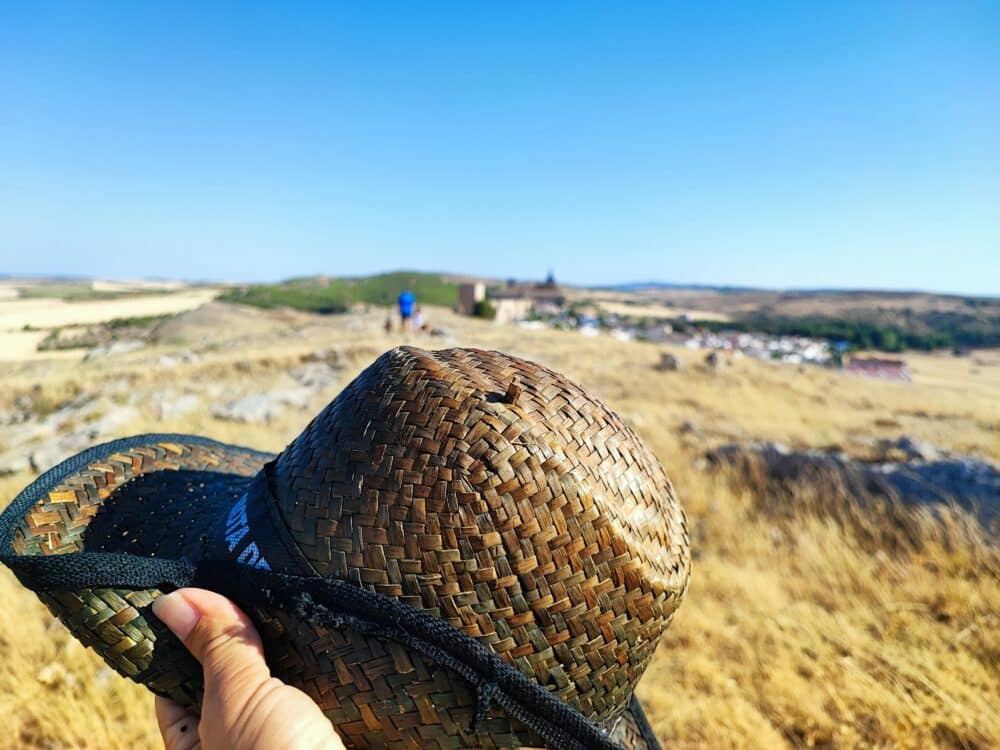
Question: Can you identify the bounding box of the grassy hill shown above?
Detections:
[219,271,458,313]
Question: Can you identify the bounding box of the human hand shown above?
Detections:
[152,588,346,750]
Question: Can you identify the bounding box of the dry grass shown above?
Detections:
[1,305,997,749]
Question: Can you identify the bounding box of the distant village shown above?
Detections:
[455,274,912,381]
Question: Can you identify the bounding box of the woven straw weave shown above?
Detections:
[11,347,690,749]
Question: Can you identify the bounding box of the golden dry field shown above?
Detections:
[1,299,997,749]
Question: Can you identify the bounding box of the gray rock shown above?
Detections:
[0,393,145,475]
[299,348,343,367]
[1,419,57,453]
[83,340,146,361]
[30,433,95,473]
[40,396,137,435]
[156,351,200,368]
[273,388,311,409]
[668,354,684,370]
[704,351,723,370]
[289,362,339,390]
[89,404,139,435]
[891,436,941,462]
[95,378,139,401]
[154,393,202,421]
[657,352,682,371]
[869,458,999,511]
[29,403,140,471]
[707,441,999,526]
[0,409,30,427]
[212,388,312,424]
[40,394,95,427]
[0,452,30,476]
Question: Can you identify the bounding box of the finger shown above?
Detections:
[155,695,201,750]
[151,588,271,705]
[152,589,345,749]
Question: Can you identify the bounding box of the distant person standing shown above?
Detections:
[398,289,416,331]
[412,305,424,333]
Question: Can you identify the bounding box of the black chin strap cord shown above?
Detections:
[0,550,659,750]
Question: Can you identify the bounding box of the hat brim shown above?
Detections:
[3,433,273,704]
[3,434,664,748]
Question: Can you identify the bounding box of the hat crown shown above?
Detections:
[269,347,690,723]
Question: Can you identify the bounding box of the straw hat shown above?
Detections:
[1,347,690,749]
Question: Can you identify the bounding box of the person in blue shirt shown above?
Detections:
[398,289,416,330]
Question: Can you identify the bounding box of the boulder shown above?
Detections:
[707,440,999,526]
[0,452,30,476]
[29,403,140,471]
[890,435,941,462]
[289,362,339,390]
[657,352,682,371]
[83,340,145,361]
[704,351,723,370]
[156,351,201,368]
[212,388,312,424]
[154,393,202,421]
[299,348,344,368]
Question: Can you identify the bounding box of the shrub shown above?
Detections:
[472,299,496,320]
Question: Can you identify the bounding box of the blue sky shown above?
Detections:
[1,3,997,294]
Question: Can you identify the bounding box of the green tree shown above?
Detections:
[473,299,496,320]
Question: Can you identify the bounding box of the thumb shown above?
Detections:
[152,588,344,750]
[152,587,271,707]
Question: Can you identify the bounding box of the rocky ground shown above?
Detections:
[708,437,1000,528]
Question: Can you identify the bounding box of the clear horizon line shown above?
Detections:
[0,269,996,301]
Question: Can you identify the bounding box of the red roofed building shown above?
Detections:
[845,357,911,382]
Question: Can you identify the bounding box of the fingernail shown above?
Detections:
[152,591,200,641]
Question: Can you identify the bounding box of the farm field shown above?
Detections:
[0,288,219,361]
